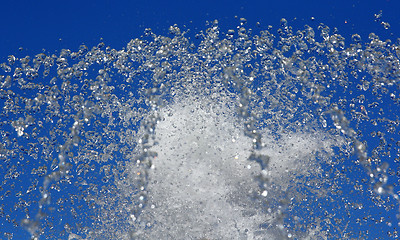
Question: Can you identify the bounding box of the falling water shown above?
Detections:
[0,18,399,239]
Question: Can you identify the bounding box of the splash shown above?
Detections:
[0,18,399,239]
[131,92,344,239]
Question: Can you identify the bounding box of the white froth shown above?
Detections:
[134,94,342,239]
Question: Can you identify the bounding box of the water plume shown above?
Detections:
[0,18,399,239]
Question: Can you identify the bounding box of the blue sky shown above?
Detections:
[1,0,400,239]
[0,0,399,58]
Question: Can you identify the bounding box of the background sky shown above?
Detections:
[1,0,400,239]
[0,0,399,59]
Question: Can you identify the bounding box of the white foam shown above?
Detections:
[133,93,343,239]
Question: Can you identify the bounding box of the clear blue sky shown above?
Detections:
[0,0,399,58]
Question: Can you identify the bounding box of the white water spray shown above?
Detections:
[131,93,344,239]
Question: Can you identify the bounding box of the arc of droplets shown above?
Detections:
[318,25,400,215]
[20,86,89,239]
[221,18,291,238]
[294,19,400,226]
[223,65,291,239]
[126,66,168,238]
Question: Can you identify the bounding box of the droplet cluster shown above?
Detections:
[0,18,399,239]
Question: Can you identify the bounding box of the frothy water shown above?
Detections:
[133,93,343,239]
[0,19,399,239]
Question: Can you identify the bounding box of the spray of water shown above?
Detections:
[0,18,399,239]
[131,92,344,239]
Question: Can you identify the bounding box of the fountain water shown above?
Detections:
[0,19,399,239]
